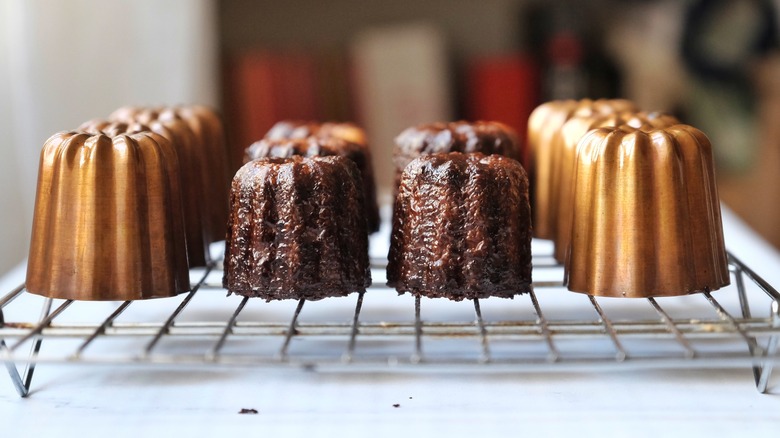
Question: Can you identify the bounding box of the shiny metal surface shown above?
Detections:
[566,125,729,297]
[25,131,190,301]
[109,106,231,266]
[176,106,232,242]
[527,99,637,239]
[552,112,680,263]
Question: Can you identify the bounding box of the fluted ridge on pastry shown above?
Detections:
[393,121,521,196]
[223,156,371,300]
[257,121,380,232]
[565,125,729,297]
[265,120,368,146]
[387,152,532,300]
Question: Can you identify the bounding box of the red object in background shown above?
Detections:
[547,31,584,67]
[223,51,320,167]
[466,54,540,166]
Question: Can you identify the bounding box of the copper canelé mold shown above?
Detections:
[527,99,637,239]
[551,111,681,263]
[110,106,231,266]
[564,124,730,298]
[26,129,190,301]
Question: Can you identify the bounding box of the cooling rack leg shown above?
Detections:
[473,299,491,363]
[342,292,365,363]
[207,296,249,361]
[528,290,560,362]
[1,338,27,397]
[411,295,422,364]
[732,268,764,388]
[756,300,780,394]
[1,297,52,397]
[278,298,305,362]
[588,296,627,362]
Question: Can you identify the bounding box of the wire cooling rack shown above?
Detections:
[1,244,779,398]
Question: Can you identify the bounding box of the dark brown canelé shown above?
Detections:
[387,152,532,300]
[264,120,367,146]
[392,121,521,197]
[256,120,380,232]
[223,155,371,300]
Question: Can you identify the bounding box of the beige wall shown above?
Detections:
[0,0,219,275]
[0,2,27,274]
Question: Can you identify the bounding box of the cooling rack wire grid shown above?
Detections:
[1,241,779,397]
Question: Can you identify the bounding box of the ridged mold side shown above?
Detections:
[110,107,214,266]
[527,99,637,239]
[26,131,190,300]
[552,112,681,262]
[565,125,729,297]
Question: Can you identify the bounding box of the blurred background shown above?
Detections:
[1,0,780,275]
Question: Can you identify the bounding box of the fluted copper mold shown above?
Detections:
[565,125,729,297]
[387,152,532,301]
[223,155,371,300]
[551,111,681,263]
[109,106,224,266]
[393,121,522,199]
[26,130,190,301]
[527,99,637,239]
[258,120,380,232]
[176,106,232,242]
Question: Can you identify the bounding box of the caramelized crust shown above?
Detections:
[393,121,521,197]
[265,120,368,146]
[258,121,379,232]
[387,152,531,300]
[223,156,371,300]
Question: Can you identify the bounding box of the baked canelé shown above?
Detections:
[26,130,190,300]
[265,120,368,146]
[393,121,521,197]
[527,99,637,239]
[109,107,216,266]
[223,155,371,300]
[565,125,729,297]
[250,121,380,232]
[551,111,680,263]
[387,152,532,300]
